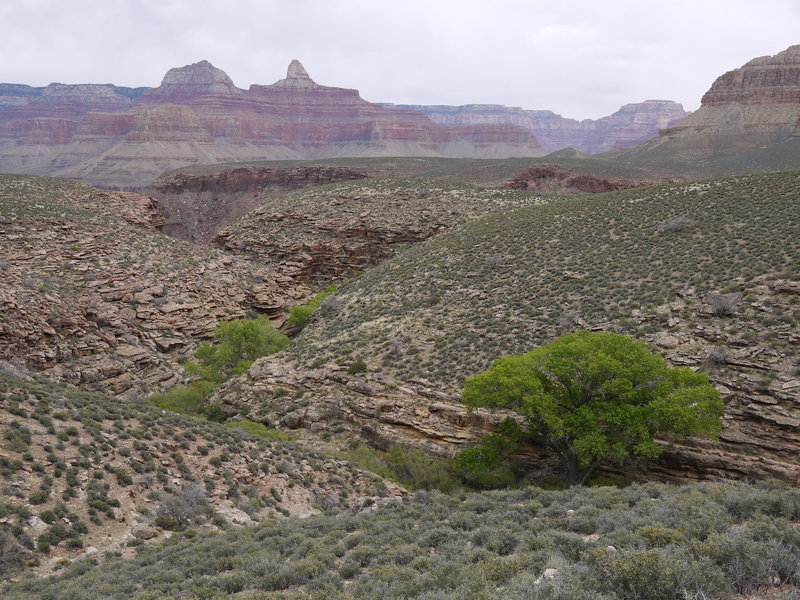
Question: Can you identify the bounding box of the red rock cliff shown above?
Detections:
[0,60,543,187]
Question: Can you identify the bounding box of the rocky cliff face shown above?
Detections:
[211,178,541,286]
[0,60,543,188]
[618,44,800,162]
[702,44,800,106]
[137,60,242,104]
[383,100,688,154]
[147,165,370,243]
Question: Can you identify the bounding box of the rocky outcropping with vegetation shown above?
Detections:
[0,175,311,397]
[213,178,544,284]
[146,164,369,243]
[0,373,403,575]
[214,172,800,484]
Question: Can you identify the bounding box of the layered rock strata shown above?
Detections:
[501,163,678,193]
[211,179,543,285]
[383,100,688,154]
[147,165,369,243]
[0,60,543,188]
[0,175,311,397]
[618,44,800,161]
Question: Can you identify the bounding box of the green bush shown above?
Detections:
[347,359,368,375]
[342,444,461,492]
[587,546,726,600]
[225,420,292,441]
[462,331,723,485]
[152,315,288,421]
[28,489,50,505]
[287,286,336,329]
[150,380,219,417]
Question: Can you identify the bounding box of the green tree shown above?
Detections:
[152,315,288,419]
[461,331,724,486]
[187,315,289,381]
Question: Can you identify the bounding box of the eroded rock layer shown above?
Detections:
[501,163,677,193]
[0,61,543,188]
[618,44,800,163]
[383,100,688,154]
[0,175,311,397]
[147,164,369,243]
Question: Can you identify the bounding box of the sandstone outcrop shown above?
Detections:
[147,164,369,243]
[501,163,678,193]
[0,175,311,397]
[0,60,543,188]
[137,60,242,104]
[383,100,688,154]
[701,44,800,106]
[211,179,543,285]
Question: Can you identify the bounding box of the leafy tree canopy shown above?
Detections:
[188,314,289,382]
[460,331,724,486]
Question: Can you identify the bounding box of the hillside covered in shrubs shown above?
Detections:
[3,479,799,599]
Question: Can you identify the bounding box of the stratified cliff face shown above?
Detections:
[618,44,800,162]
[383,100,688,154]
[501,163,677,193]
[147,165,370,243]
[0,61,543,188]
[702,44,800,105]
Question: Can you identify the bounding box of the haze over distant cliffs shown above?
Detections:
[0,60,543,187]
[381,100,689,154]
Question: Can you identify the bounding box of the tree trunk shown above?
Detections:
[559,445,596,486]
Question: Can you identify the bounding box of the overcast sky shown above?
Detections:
[2,0,799,120]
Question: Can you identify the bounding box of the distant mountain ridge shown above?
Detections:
[0,60,543,187]
[381,100,689,154]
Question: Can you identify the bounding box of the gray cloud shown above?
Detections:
[1,0,798,119]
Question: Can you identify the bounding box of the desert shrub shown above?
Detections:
[28,489,50,505]
[190,315,289,381]
[659,215,693,232]
[157,483,210,527]
[225,420,292,441]
[347,359,368,375]
[706,293,740,316]
[0,526,30,576]
[701,522,800,593]
[321,294,344,314]
[287,285,336,329]
[115,469,133,486]
[587,546,726,600]
[3,423,32,453]
[150,380,219,417]
[343,444,461,492]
